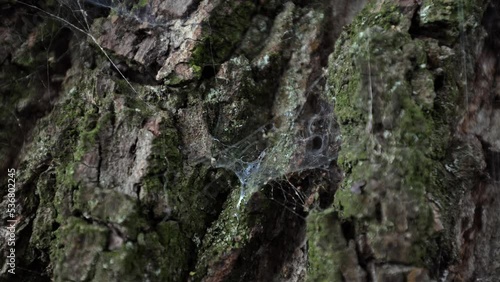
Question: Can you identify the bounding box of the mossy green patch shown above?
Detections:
[137,0,148,8]
[306,209,347,282]
[156,221,192,279]
[74,186,146,239]
[30,170,58,250]
[139,117,183,218]
[94,229,187,282]
[193,188,252,280]
[315,0,487,270]
[51,217,109,281]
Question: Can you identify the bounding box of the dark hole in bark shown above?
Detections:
[341,220,356,242]
[129,139,137,154]
[134,183,141,202]
[201,65,216,79]
[86,120,98,131]
[52,221,60,231]
[408,5,421,39]
[134,29,151,42]
[482,1,500,49]
[493,94,500,109]
[473,205,483,231]
[311,136,323,151]
[72,210,83,218]
[51,28,73,76]
[461,216,470,231]
[434,73,444,91]
[485,148,500,181]
[375,202,383,223]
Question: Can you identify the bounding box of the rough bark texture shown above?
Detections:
[0,0,499,281]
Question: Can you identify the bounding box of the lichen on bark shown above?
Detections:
[307,0,490,280]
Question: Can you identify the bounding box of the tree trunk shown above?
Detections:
[0,0,498,281]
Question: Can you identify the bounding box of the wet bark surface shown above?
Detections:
[0,0,499,281]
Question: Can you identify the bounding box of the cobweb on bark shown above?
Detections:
[208,75,340,211]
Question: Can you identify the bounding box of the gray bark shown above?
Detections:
[0,0,498,281]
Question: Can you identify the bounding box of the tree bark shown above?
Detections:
[0,0,499,281]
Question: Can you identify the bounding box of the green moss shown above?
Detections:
[113,77,139,96]
[137,0,148,8]
[94,243,144,282]
[47,74,201,280]
[13,52,36,67]
[156,221,192,279]
[51,217,109,281]
[321,0,485,269]
[53,164,78,223]
[306,209,346,282]
[74,186,146,239]
[164,73,187,86]
[139,118,183,217]
[42,87,95,222]
[94,229,186,282]
[75,111,112,161]
[333,183,367,218]
[343,1,406,34]
[30,171,57,250]
[193,188,252,280]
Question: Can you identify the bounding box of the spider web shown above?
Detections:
[209,75,340,210]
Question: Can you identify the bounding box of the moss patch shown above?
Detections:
[307,0,488,276]
[193,188,252,280]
